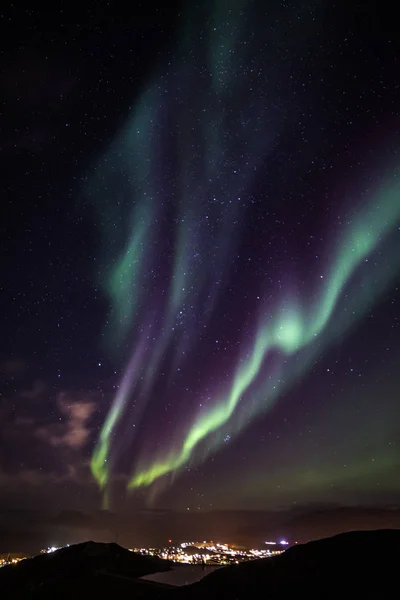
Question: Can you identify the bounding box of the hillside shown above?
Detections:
[0,530,399,598]
[178,529,400,598]
[0,540,172,599]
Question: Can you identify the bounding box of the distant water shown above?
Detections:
[141,564,223,587]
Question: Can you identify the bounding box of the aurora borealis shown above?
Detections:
[1,0,400,535]
[93,160,400,498]
[86,1,400,506]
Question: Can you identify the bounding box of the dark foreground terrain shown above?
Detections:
[0,540,172,598]
[0,529,399,599]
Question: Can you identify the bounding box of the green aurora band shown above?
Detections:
[90,0,275,495]
[88,0,400,502]
[107,203,153,347]
[128,179,400,488]
[91,331,149,491]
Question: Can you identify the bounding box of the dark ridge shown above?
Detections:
[1,530,399,599]
[178,529,400,598]
[0,540,172,599]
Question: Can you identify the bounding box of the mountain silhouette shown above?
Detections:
[0,530,399,598]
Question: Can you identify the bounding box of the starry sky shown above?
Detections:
[1,0,400,533]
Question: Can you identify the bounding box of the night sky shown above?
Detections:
[1,0,400,538]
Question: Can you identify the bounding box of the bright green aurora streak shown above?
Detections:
[128,179,400,488]
[89,1,400,502]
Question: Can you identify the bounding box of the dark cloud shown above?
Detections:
[0,378,96,496]
[36,392,95,450]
